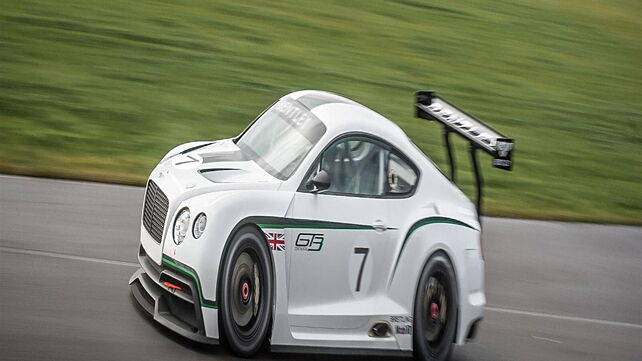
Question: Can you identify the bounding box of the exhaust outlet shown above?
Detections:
[369,322,392,338]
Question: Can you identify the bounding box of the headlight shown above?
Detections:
[173,208,190,245]
[193,213,207,239]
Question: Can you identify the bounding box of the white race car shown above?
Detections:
[129,90,514,360]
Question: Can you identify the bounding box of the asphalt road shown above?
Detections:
[1,174,640,361]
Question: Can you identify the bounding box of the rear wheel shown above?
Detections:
[413,252,458,361]
[220,226,273,357]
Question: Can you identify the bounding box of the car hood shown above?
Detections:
[153,139,281,196]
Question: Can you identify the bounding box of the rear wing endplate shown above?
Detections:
[415,91,515,215]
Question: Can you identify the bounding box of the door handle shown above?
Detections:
[372,219,387,232]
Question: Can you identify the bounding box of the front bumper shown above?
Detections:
[129,245,218,344]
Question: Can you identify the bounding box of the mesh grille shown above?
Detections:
[142,180,169,243]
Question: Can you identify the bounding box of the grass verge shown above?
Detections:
[1,0,641,224]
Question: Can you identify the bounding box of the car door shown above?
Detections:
[286,135,413,329]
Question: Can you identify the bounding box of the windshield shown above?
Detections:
[237,98,327,180]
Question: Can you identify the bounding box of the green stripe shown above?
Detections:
[257,222,371,230]
[161,256,218,309]
[390,217,477,279]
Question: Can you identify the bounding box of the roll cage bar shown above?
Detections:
[415,91,514,215]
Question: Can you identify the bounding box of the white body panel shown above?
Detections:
[130,90,485,354]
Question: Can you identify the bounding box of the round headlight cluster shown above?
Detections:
[193,213,207,239]
[173,208,190,245]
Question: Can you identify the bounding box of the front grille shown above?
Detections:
[143,180,169,243]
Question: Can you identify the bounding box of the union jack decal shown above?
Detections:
[265,232,285,252]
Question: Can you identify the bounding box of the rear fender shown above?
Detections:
[388,222,480,350]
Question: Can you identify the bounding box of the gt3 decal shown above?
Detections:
[294,233,324,251]
[265,232,285,252]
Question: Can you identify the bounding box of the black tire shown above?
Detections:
[219,226,273,357]
[413,252,458,361]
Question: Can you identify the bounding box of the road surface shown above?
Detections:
[1,174,640,360]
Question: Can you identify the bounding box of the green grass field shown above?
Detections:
[1,0,640,224]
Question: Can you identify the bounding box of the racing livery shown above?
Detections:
[129,90,514,360]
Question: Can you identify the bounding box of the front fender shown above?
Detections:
[162,189,294,306]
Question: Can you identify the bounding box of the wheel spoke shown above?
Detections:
[424,275,448,344]
[253,262,260,316]
[231,252,255,327]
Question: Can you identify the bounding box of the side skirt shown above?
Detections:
[270,345,413,358]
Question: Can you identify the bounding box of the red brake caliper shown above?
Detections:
[430,302,440,319]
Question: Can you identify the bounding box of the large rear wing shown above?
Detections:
[415,91,515,214]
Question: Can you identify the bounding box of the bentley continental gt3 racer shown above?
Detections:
[129,90,514,360]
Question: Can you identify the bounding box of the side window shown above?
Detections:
[307,137,388,196]
[387,152,417,195]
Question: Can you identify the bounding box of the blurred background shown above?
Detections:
[1,0,640,224]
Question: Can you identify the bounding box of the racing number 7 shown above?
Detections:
[353,248,369,292]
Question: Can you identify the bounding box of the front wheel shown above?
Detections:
[413,252,458,361]
[220,226,273,357]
